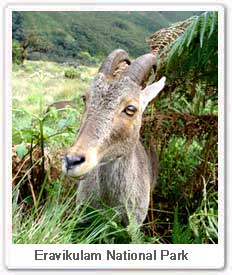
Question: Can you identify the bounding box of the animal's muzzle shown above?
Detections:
[64,153,86,170]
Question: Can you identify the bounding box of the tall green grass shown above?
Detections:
[13,176,159,244]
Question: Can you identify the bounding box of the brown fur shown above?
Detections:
[63,73,164,225]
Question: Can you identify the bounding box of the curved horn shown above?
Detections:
[98,49,131,77]
[122,53,157,86]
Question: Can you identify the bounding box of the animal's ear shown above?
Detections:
[140,76,166,111]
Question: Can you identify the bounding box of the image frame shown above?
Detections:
[3,2,225,270]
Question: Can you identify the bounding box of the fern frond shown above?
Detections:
[200,12,208,48]
[186,16,199,47]
[148,11,218,67]
[209,11,217,38]
[147,16,192,55]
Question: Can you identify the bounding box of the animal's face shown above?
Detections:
[63,73,165,177]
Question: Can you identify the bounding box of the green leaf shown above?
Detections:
[187,16,199,47]
[200,12,208,48]
[177,31,189,56]
[208,12,216,38]
[16,144,29,159]
[57,119,68,130]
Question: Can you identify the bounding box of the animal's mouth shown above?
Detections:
[62,148,99,178]
[63,165,87,180]
[62,158,95,179]
[62,154,123,179]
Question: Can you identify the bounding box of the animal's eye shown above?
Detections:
[123,105,137,116]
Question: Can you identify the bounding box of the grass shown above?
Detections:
[12,60,218,244]
[12,61,97,114]
[12,176,157,244]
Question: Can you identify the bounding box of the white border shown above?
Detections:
[4,3,225,270]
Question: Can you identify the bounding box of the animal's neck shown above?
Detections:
[97,147,137,205]
[98,144,138,187]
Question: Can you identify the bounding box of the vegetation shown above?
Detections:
[156,11,218,90]
[12,40,24,65]
[64,67,81,79]
[142,11,218,243]
[12,11,218,244]
[12,11,200,63]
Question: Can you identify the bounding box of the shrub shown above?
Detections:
[64,67,81,79]
[79,51,99,65]
[12,40,24,65]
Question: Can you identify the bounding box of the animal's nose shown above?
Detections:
[65,154,86,170]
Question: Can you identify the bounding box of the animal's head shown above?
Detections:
[63,49,165,177]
